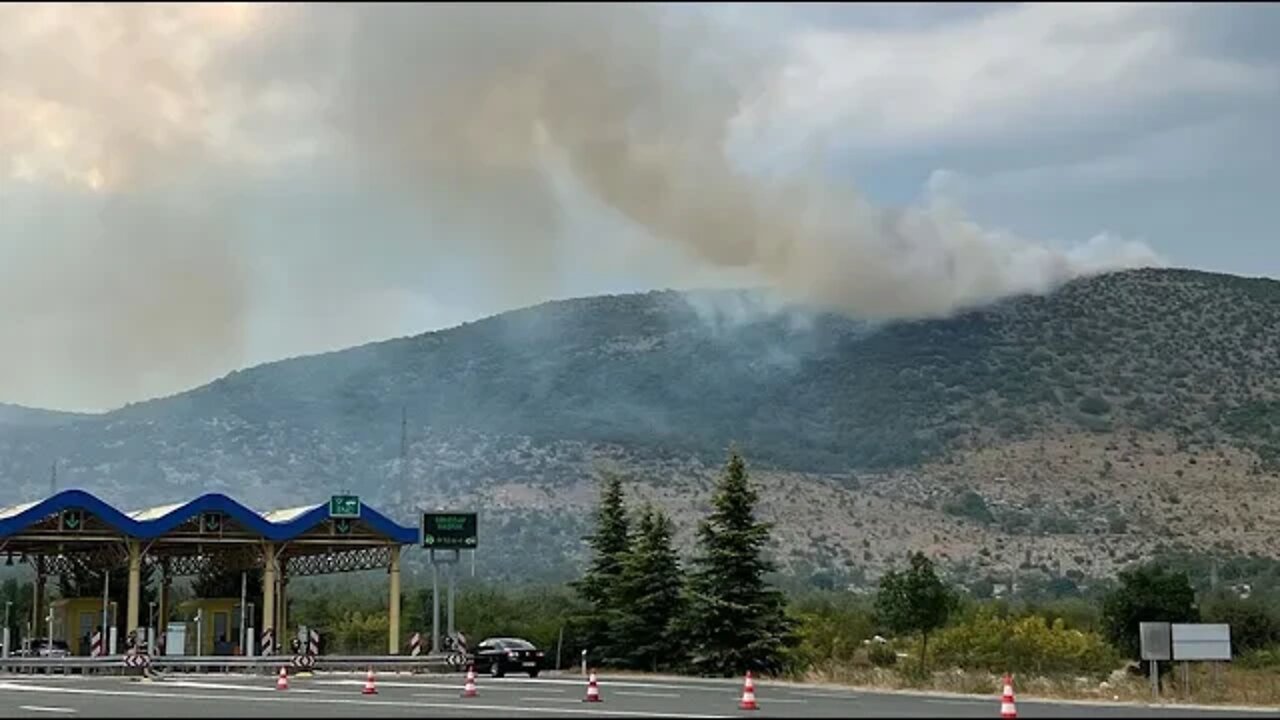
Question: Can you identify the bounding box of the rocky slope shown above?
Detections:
[2,268,1278,586]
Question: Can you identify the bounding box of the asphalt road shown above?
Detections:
[0,671,1275,718]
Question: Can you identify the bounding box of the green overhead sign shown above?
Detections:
[329,495,361,519]
[421,512,478,549]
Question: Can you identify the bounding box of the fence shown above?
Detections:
[0,653,471,676]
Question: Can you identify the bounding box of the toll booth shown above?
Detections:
[176,598,243,656]
[49,598,117,656]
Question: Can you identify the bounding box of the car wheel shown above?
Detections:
[527,670,540,678]
[491,662,505,679]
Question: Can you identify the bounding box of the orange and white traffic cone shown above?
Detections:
[461,665,478,698]
[362,666,378,695]
[583,670,602,703]
[739,670,759,711]
[1000,673,1017,719]
[276,666,289,691]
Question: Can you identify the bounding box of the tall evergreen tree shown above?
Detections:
[683,449,791,676]
[571,472,632,658]
[609,506,686,671]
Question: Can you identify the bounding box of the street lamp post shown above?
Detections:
[148,602,157,652]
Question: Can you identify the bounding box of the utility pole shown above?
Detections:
[399,405,408,509]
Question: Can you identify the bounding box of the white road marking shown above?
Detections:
[320,679,564,694]
[0,681,733,719]
[18,707,78,714]
[615,691,681,698]
[746,697,808,704]
[410,692,475,700]
[324,676,726,692]
[519,696,587,703]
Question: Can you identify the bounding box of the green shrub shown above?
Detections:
[929,608,1119,677]
[868,642,898,667]
[943,490,995,524]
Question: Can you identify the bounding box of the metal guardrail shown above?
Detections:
[0,653,472,675]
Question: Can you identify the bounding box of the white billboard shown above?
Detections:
[1171,623,1231,661]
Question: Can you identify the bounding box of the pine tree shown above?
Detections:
[683,449,791,676]
[571,472,632,659]
[609,506,686,671]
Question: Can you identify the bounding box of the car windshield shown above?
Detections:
[499,639,534,650]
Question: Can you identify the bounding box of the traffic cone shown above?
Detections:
[362,666,378,695]
[276,666,289,691]
[583,670,602,703]
[739,670,759,711]
[461,665,478,698]
[1000,673,1017,719]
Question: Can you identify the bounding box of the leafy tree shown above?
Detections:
[608,506,687,671]
[571,472,632,659]
[55,557,156,636]
[683,449,793,676]
[192,566,263,600]
[875,552,957,673]
[1201,592,1280,655]
[1100,564,1199,662]
[1,578,34,645]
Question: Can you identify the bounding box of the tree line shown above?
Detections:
[572,449,795,675]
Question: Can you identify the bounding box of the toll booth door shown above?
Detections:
[213,612,229,655]
[78,612,95,656]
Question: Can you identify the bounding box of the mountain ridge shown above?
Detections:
[3,267,1279,585]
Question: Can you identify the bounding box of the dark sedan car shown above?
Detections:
[473,637,545,678]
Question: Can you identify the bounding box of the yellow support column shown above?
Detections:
[126,541,142,644]
[262,543,276,652]
[388,546,401,655]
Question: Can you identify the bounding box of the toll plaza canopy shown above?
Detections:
[0,489,417,654]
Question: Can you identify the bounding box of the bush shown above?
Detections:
[943,490,994,524]
[787,593,876,668]
[929,608,1119,677]
[1078,394,1112,416]
[868,642,898,668]
[1201,594,1280,655]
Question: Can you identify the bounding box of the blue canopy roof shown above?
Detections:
[0,489,418,544]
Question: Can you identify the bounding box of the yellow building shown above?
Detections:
[176,598,244,655]
[50,598,116,656]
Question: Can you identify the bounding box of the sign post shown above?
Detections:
[422,512,477,658]
[1139,621,1172,699]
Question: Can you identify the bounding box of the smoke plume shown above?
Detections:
[0,3,1159,410]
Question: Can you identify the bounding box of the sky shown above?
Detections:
[0,2,1277,412]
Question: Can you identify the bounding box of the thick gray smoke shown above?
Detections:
[0,3,1159,410]
[326,3,1158,319]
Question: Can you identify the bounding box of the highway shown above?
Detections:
[0,671,1275,718]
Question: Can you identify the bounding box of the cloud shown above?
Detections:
[744,3,1278,156]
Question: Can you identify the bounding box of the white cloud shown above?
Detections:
[740,3,1278,154]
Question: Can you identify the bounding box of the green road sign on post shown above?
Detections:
[421,512,478,549]
[329,495,361,519]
